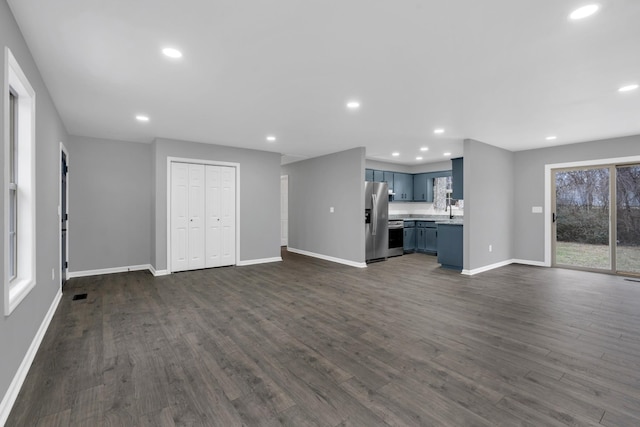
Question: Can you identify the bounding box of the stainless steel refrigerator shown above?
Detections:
[365,181,389,262]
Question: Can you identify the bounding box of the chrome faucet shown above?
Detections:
[446,189,454,219]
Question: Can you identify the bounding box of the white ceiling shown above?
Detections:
[7,0,640,165]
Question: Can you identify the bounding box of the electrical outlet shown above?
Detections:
[51,268,55,280]
[489,244,493,252]
[330,207,334,213]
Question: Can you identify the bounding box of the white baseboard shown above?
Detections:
[237,257,282,266]
[67,264,151,279]
[0,289,62,427]
[461,259,515,276]
[287,247,367,268]
[462,258,549,276]
[149,265,170,277]
[512,259,549,267]
[67,258,287,278]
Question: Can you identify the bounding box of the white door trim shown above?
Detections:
[166,156,240,273]
[280,175,288,247]
[59,142,69,289]
[544,154,640,268]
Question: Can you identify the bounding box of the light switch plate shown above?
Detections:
[330,207,334,213]
[532,206,543,213]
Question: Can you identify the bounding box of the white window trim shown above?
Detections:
[4,47,36,315]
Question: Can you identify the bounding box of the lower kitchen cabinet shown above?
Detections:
[437,224,463,270]
[416,221,437,254]
[403,226,415,252]
[416,228,426,252]
[424,227,437,253]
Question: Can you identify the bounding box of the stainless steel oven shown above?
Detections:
[388,220,404,257]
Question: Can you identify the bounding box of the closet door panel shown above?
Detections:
[188,164,205,269]
[220,166,236,266]
[171,163,189,272]
[205,166,222,268]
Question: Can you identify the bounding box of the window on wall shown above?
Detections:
[5,48,36,315]
[9,90,17,280]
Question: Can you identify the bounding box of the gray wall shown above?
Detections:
[514,134,640,262]
[66,136,152,271]
[152,138,282,270]
[282,147,366,263]
[464,139,515,270]
[1,0,69,412]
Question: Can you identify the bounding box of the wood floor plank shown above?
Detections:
[35,409,71,427]
[6,250,640,426]
[68,384,104,426]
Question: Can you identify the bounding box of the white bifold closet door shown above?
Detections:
[205,165,236,268]
[171,162,235,272]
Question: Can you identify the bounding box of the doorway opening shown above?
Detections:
[552,163,640,275]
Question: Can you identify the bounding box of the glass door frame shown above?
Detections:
[549,161,640,276]
[551,164,616,274]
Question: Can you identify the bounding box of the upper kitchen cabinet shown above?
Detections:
[413,173,430,202]
[366,168,397,195]
[393,173,413,201]
[366,166,455,202]
[383,171,395,193]
[452,157,464,200]
[413,171,451,202]
[365,168,374,182]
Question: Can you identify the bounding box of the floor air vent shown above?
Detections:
[624,278,640,283]
[72,293,88,301]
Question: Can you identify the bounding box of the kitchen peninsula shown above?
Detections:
[390,215,464,271]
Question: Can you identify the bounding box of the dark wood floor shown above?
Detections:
[7,250,640,426]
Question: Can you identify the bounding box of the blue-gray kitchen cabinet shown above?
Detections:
[365,168,374,181]
[413,173,428,201]
[452,157,464,200]
[403,224,415,252]
[437,224,463,270]
[415,221,437,254]
[393,173,413,201]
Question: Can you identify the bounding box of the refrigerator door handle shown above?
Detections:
[371,193,378,236]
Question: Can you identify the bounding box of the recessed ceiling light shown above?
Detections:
[346,101,361,110]
[420,147,429,152]
[392,152,400,157]
[162,47,183,58]
[546,135,557,141]
[569,4,599,20]
[618,84,639,92]
[416,156,423,161]
[266,135,276,142]
[136,115,149,122]
[443,152,451,157]
[434,128,445,134]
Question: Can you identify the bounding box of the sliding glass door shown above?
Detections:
[553,164,640,275]
[616,165,640,275]
[553,167,611,270]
